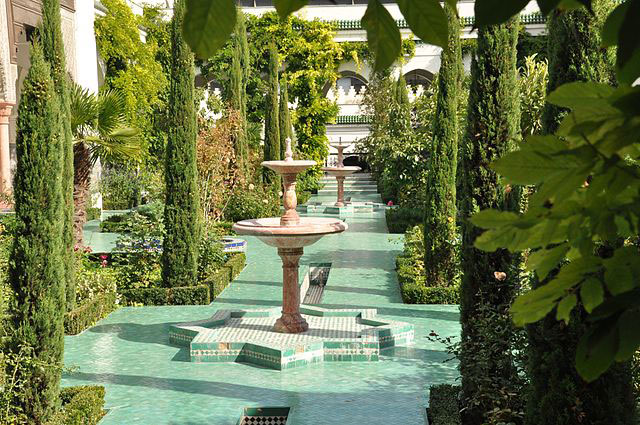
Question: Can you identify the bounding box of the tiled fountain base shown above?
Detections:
[169,306,414,370]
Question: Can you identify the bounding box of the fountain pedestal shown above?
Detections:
[233,139,347,333]
[274,247,306,332]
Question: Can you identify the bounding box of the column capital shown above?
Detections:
[0,103,13,124]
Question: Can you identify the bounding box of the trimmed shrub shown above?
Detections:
[424,3,462,288]
[41,0,75,312]
[8,42,65,421]
[401,282,459,305]
[119,285,209,306]
[458,17,523,424]
[385,207,423,234]
[204,253,246,299]
[427,384,461,425]
[162,0,201,288]
[64,293,117,335]
[263,42,281,187]
[46,386,105,425]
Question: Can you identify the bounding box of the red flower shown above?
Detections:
[387,200,394,206]
[100,254,108,260]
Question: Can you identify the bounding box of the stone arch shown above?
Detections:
[324,70,369,97]
[403,69,434,92]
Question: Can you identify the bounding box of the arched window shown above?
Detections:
[404,69,434,92]
[335,71,368,94]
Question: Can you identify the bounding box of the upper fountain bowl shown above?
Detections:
[321,166,361,177]
[233,217,347,248]
[263,160,316,175]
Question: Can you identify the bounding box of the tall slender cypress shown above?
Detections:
[424,3,462,287]
[279,73,293,160]
[458,18,522,424]
[41,0,75,310]
[395,73,410,106]
[230,11,248,169]
[162,0,200,288]
[526,2,636,423]
[541,0,615,134]
[263,42,280,188]
[9,42,65,422]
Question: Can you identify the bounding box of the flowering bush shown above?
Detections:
[74,251,118,305]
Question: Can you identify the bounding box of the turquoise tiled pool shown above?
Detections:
[63,179,460,424]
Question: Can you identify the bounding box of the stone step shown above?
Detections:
[318,189,379,195]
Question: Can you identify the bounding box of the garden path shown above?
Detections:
[63,175,460,424]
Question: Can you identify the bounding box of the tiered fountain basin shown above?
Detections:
[169,306,415,370]
[298,201,388,215]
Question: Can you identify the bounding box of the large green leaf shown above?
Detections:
[527,244,569,280]
[470,209,519,229]
[580,277,604,313]
[474,0,529,26]
[546,82,615,109]
[601,2,628,47]
[536,0,562,15]
[616,0,640,84]
[556,294,577,324]
[603,247,640,295]
[362,0,402,71]
[274,0,308,19]
[183,0,237,59]
[396,0,448,47]
[576,318,618,382]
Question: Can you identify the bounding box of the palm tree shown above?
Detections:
[69,82,143,244]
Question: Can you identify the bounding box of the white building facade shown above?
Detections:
[0,0,544,191]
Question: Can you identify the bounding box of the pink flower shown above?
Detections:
[84,246,92,253]
[387,200,394,206]
[101,259,108,268]
[100,254,108,260]
[74,244,80,252]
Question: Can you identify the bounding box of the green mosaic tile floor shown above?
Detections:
[63,184,460,424]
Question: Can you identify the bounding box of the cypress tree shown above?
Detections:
[162,0,200,288]
[395,73,410,106]
[279,73,293,160]
[541,0,615,134]
[9,42,65,422]
[230,11,248,169]
[41,0,75,310]
[458,18,522,424]
[424,3,462,287]
[526,1,636,423]
[263,42,280,188]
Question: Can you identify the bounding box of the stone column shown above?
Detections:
[336,176,345,207]
[274,247,308,333]
[0,103,12,195]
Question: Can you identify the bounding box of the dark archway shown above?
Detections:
[404,69,434,92]
[344,155,369,171]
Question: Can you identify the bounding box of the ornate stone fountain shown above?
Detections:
[321,140,361,207]
[233,139,347,333]
[168,139,414,369]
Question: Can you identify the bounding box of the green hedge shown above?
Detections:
[427,384,461,425]
[396,255,459,304]
[119,284,210,306]
[204,253,246,299]
[46,386,106,425]
[65,292,117,335]
[385,207,423,234]
[86,207,101,221]
[117,252,245,306]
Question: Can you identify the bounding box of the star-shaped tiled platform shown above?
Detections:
[169,306,414,370]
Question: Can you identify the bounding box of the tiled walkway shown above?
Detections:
[63,175,460,424]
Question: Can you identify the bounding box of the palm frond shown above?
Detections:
[97,89,128,136]
[69,81,98,139]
